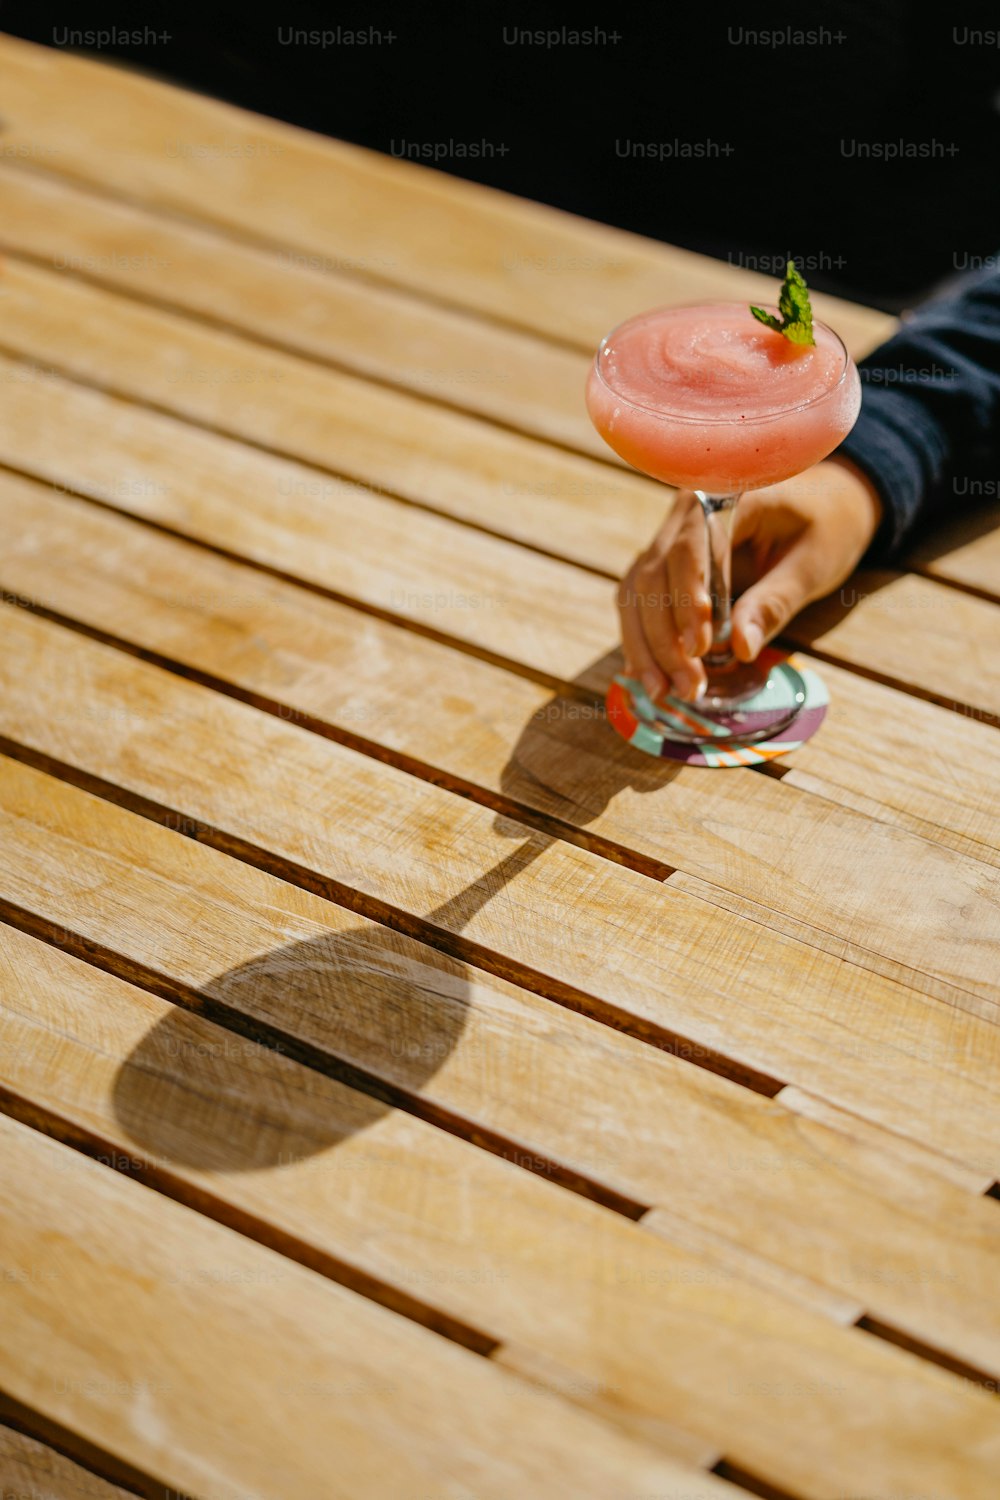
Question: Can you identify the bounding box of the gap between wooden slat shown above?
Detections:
[3,567,993,1028]
[0,335,610,577]
[0,592,671,879]
[0,833,781,1102]
[0,1422,142,1500]
[710,1461,806,1500]
[786,639,1000,732]
[0,158,599,358]
[909,562,1000,608]
[0,235,628,477]
[0,458,590,705]
[0,332,995,744]
[3,905,995,1408]
[0,1402,173,1500]
[0,1078,501,1358]
[852,1316,1000,1393]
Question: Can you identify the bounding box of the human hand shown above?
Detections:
[616,456,884,702]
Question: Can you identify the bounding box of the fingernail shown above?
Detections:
[681,627,699,657]
[743,622,764,660]
[671,671,698,701]
[641,670,664,701]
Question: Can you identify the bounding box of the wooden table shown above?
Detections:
[0,32,997,1500]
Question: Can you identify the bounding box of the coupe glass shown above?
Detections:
[587,302,861,744]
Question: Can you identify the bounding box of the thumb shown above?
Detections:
[730,542,820,662]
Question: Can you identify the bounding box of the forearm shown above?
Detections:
[835,270,1000,561]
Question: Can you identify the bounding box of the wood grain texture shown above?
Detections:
[0,737,999,1382]
[1,474,999,1156]
[0,35,895,358]
[4,468,997,900]
[0,262,997,727]
[908,500,1000,601]
[0,924,714,1475]
[1,1114,729,1500]
[0,255,668,573]
[1,381,999,1023]
[0,348,616,686]
[774,1087,994,1195]
[8,927,1000,1499]
[789,569,1000,724]
[0,162,616,463]
[776,658,1000,872]
[0,1426,133,1500]
[2,31,996,1498]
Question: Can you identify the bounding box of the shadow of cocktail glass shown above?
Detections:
[111,648,681,1173]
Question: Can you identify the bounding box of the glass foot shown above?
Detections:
[700,653,772,713]
[619,658,808,746]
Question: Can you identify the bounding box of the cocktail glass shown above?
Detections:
[587,302,861,743]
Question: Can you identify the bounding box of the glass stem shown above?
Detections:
[695,491,742,668]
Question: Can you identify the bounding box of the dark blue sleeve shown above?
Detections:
[834,269,1000,562]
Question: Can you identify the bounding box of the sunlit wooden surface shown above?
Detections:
[0,32,997,1500]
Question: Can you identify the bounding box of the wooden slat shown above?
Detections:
[0,1425,132,1500]
[0,1114,722,1500]
[0,162,614,463]
[3,33,995,1497]
[0,255,666,572]
[2,471,999,1145]
[8,928,1000,1499]
[775,657,1000,870]
[1,259,998,732]
[790,570,1000,723]
[0,349,616,686]
[0,744,991,1272]
[1,714,999,1382]
[3,462,996,901]
[0,35,895,358]
[908,502,1000,602]
[0,923,711,1474]
[774,1086,993,1194]
[1,334,999,934]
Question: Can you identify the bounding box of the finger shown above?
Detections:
[638,492,709,698]
[619,558,706,702]
[665,502,712,657]
[730,487,779,548]
[617,494,707,701]
[730,539,823,661]
[616,501,686,691]
[632,557,706,701]
[617,565,669,701]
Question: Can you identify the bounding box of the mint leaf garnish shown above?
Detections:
[750,260,815,346]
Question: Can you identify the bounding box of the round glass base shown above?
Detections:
[623,659,808,746]
[699,653,773,713]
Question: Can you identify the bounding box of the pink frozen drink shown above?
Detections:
[586,301,861,494]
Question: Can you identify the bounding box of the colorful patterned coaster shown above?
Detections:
[606,648,828,767]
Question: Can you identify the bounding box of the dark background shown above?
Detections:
[3,2,998,310]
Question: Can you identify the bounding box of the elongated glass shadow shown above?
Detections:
[113,645,685,1174]
[111,838,545,1171]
